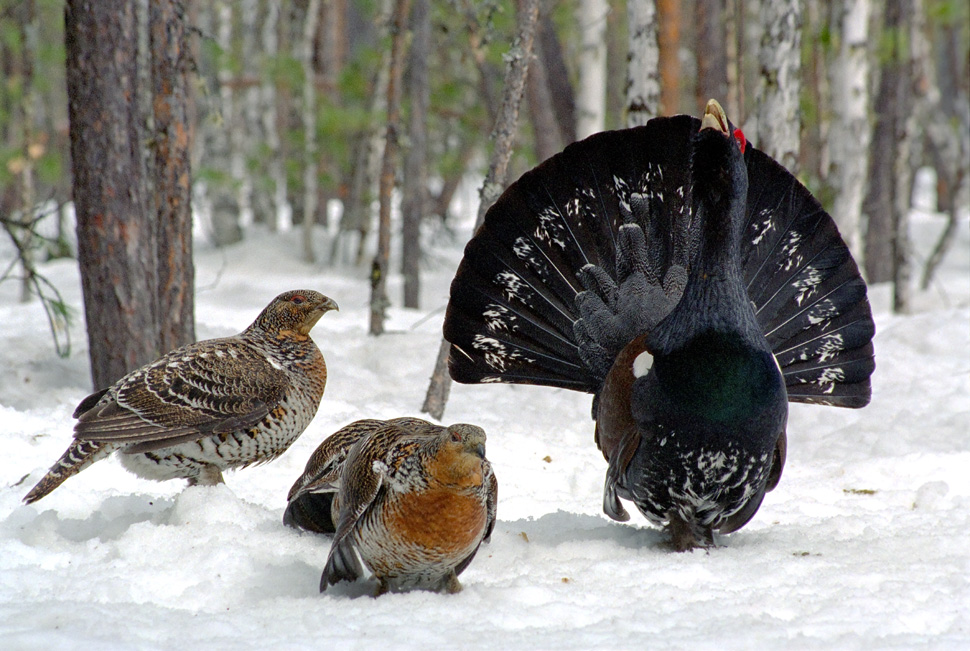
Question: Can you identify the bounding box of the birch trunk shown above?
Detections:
[755,0,802,172]
[575,0,608,138]
[422,0,540,419]
[261,1,288,231]
[826,0,870,259]
[301,0,322,263]
[626,0,660,127]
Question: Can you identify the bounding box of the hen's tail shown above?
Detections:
[24,439,113,504]
[444,116,875,408]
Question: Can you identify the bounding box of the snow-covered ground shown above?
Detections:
[1,198,968,649]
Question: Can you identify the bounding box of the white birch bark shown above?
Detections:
[261,1,289,231]
[575,0,609,138]
[826,0,870,258]
[755,0,802,171]
[626,0,660,127]
[301,0,321,262]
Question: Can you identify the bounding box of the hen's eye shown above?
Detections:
[451,431,461,442]
[291,295,306,305]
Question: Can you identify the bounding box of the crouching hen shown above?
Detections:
[443,100,874,550]
[288,418,497,595]
[24,290,338,503]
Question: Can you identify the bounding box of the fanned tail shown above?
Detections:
[23,439,114,504]
[445,117,697,392]
[445,116,875,408]
[741,148,875,407]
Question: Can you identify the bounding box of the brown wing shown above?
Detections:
[73,338,289,452]
[321,422,414,589]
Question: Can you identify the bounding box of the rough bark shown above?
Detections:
[150,0,195,352]
[755,0,803,172]
[626,0,661,127]
[67,0,160,389]
[575,0,608,138]
[369,0,411,335]
[402,0,430,308]
[826,0,870,259]
[422,0,540,420]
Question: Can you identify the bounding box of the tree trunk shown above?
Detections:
[725,0,746,123]
[301,0,322,263]
[369,0,411,335]
[537,6,576,144]
[755,0,802,172]
[863,0,923,293]
[67,0,160,389]
[207,1,242,245]
[422,0,540,420]
[16,0,38,303]
[150,0,195,353]
[262,1,288,231]
[826,0,870,259]
[575,0,608,138]
[402,0,430,308]
[626,0,661,127]
[695,0,729,113]
[921,15,970,290]
[526,2,563,162]
[657,0,681,115]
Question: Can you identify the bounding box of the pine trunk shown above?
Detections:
[67,0,160,389]
[657,0,681,115]
[422,0,540,419]
[369,0,411,335]
[695,0,728,113]
[402,0,430,308]
[150,0,195,352]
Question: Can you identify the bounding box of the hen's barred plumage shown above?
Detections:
[286,418,496,595]
[444,101,874,549]
[24,290,338,504]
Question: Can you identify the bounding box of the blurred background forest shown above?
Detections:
[0,0,968,385]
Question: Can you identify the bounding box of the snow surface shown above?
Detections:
[1,201,968,650]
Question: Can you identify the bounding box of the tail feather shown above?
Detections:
[740,147,875,407]
[446,117,697,391]
[23,439,114,504]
